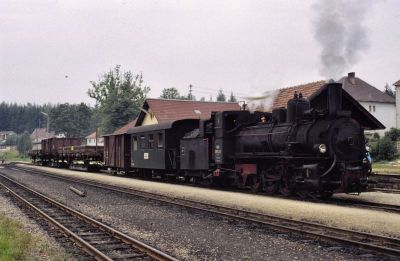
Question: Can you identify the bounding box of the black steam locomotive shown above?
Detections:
[127,82,370,198]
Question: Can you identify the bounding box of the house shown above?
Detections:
[86,131,104,146]
[272,72,393,137]
[135,98,241,126]
[30,128,55,150]
[0,131,16,144]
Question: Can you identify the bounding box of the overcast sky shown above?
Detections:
[1,0,399,105]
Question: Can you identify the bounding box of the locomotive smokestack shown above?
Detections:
[327,83,342,116]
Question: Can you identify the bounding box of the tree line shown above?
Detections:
[0,102,94,137]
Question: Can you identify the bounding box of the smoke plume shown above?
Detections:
[312,0,372,79]
[243,89,280,112]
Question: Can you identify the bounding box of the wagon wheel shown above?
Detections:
[200,174,213,187]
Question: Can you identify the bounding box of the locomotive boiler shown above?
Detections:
[181,82,370,198]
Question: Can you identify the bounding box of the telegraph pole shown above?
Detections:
[188,84,193,100]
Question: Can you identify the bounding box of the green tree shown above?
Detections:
[16,132,32,156]
[4,133,18,146]
[216,89,226,102]
[385,128,400,142]
[384,83,395,98]
[371,136,396,161]
[88,65,150,133]
[49,103,93,137]
[160,87,181,99]
[228,92,237,102]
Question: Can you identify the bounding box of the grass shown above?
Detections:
[0,214,72,260]
[0,150,30,163]
[372,162,400,174]
[0,214,33,260]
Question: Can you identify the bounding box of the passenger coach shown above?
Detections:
[127,119,199,176]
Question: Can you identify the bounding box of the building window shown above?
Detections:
[148,134,154,149]
[369,105,371,112]
[373,105,376,112]
[133,136,138,151]
[157,133,163,148]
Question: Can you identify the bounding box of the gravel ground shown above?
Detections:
[3,167,396,260]
[0,184,72,260]
[19,164,400,238]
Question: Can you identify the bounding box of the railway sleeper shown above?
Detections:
[110,253,147,259]
[97,244,132,250]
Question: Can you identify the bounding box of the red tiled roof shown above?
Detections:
[272,81,326,109]
[113,119,137,135]
[144,99,241,123]
[393,80,400,86]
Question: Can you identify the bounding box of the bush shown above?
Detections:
[371,136,396,161]
[385,128,400,142]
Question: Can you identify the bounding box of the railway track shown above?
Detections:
[369,173,400,194]
[6,165,400,258]
[11,164,400,215]
[0,173,177,261]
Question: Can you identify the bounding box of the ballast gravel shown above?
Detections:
[19,164,400,237]
[4,166,398,260]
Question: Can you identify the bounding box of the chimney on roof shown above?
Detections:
[348,72,356,85]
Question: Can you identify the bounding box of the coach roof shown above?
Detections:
[127,119,199,134]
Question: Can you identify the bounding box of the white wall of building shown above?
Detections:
[360,101,396,137]
[86,138,104,146]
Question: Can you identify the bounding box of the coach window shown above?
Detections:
[140,135,146,149]
[133,136,138,151]
[148,134,154,149]
[157,133,163,148]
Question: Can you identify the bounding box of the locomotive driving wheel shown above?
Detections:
[319,190,333,199]
[260,169,280,195]
[279,164,295,197]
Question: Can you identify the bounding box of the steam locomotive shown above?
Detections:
[31,82,371,198]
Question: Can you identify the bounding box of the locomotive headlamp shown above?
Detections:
[318,144,327,154]
[365,144,371,152]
